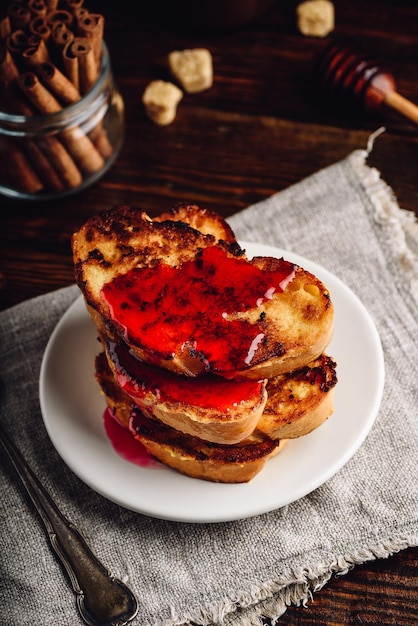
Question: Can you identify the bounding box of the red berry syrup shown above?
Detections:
[102,246,296,375]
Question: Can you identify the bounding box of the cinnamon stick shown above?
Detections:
[47,10,74,30]
[6,70,88,189]
[51,22,74,69]
[8,3,31,32]
[65,36,96,94]
[0,46,19,87]
[35,61,81,104]
[79,47,97,93]
[88,122,113,159]
[57,35,112,158]
[62,36,79,89]
[76,12,103,67]
[44,0,59,11]
[0,136,44,194]
[6,30,28,57]
[18,71,105,174]
[0,46,21,111]
[74,8,89,22]
[5,82,84,190]
[18,70,61,112]
[28,1,47,18]
[1,80,35,115]
[21,36,51,66]
[31,135,83,188]
[0,13,11,41]
[64,0,85,14]
[61,122,105,174]
[29,17,51,43]
[24,138,66,191]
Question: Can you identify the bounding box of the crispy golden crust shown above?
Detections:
[259,354,337,439]
[137,433,287,483]
[73,204,334,379]
[154,202,237,243]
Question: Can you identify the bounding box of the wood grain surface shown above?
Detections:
[0,1,417,623]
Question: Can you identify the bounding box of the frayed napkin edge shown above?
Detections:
[164,533,418,626]
[349,128,418,308]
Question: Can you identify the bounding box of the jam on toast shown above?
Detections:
[72,204,334,379]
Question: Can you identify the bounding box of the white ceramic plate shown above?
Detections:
[39,242,384,523]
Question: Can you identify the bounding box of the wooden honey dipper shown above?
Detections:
[316,40,418,125]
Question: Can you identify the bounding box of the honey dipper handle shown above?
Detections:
[384,90,418,125]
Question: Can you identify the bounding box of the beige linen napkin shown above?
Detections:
[0,144,417,626]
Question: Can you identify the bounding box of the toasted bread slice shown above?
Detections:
[95,352,287,483]
[102,335,268,445]
[131,415,287,484]
[258,354,337,439]
[72,204,334,378]
[102,335,336,444]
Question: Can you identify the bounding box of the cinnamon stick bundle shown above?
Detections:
[18,71,105,174]
[0,1,112,196]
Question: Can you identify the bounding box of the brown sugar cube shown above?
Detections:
[168,48,213,94]
[142,80,183,125]
[296,0,335,37]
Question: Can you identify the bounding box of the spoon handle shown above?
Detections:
[0,426,138,626]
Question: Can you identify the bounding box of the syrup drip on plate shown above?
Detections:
[103,407,161,468]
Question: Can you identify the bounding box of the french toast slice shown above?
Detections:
[102,335,268,445]
[95,352,287,483]
[72,204,334,379]
[103,326,336,438]
[258,354,337,439]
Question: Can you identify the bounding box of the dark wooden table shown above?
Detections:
[1,1,417,623]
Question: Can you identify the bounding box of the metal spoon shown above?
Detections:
[0,426,138,626]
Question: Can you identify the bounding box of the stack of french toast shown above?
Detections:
[72,203,337,483]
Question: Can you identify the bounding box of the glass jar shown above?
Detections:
[0,42,124,200]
